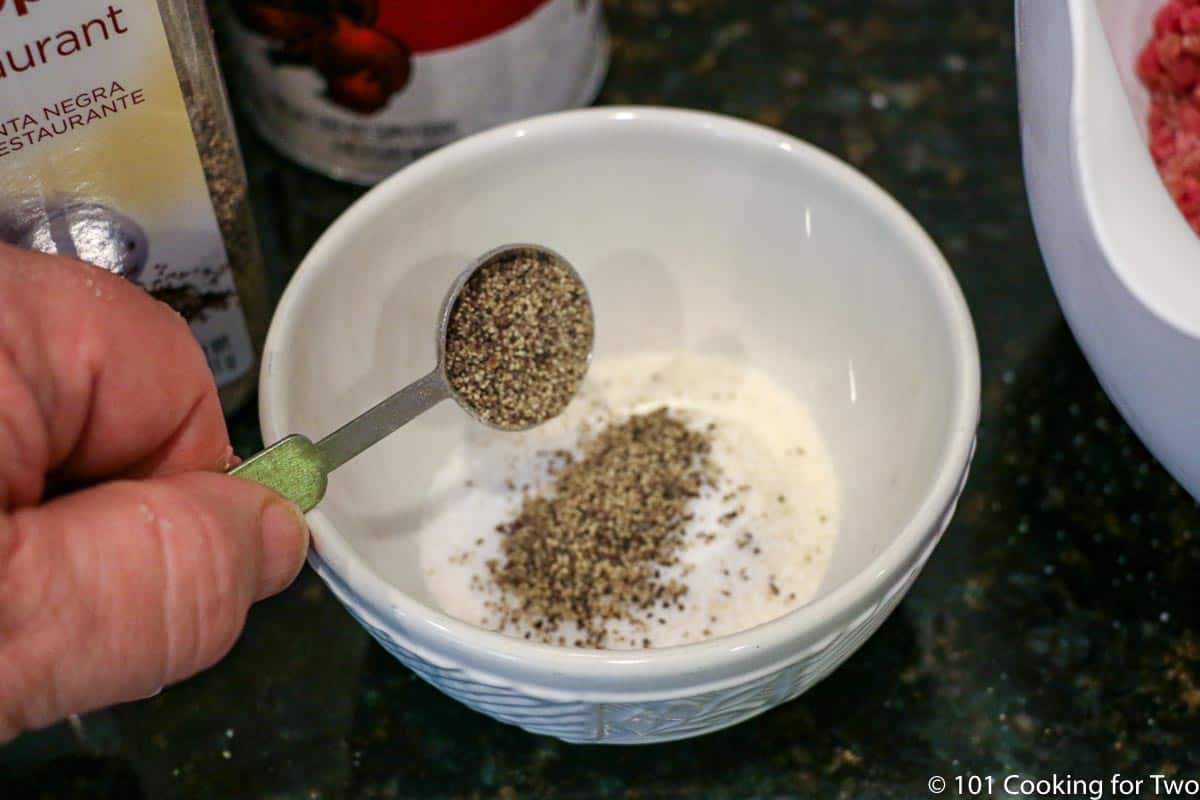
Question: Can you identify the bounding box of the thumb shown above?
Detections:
[0,471,309,741]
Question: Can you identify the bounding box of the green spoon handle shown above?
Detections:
[229,371,451,512]
[317,369,450,472]
[229,434,328,513]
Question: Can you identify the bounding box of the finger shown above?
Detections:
[0,472,308,741]
[0,244,232,508]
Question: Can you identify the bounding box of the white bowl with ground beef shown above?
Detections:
[259,107,980,743]
[1017,0,1200,500]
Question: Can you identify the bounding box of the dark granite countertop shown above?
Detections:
[4,0,1200,797]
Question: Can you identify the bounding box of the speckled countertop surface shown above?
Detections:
[4,0,1200,797]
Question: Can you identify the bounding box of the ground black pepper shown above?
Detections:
[445,249,594,430]
[484,408,717,648]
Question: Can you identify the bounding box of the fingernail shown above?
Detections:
[259,501,309,599]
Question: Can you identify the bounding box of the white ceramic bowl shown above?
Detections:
[260,107,980,743]
[1017,0,1200,499]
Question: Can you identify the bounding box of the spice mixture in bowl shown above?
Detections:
[260,108,979,743]
[423,352,840,650]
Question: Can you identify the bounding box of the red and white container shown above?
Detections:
[218,0,609,184]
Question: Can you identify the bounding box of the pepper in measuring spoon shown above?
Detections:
[231,244,595,509]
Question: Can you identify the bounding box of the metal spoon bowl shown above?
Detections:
[231,244,592,511]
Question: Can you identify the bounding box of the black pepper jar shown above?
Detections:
[0,0,269,415]
[159,0,270,415]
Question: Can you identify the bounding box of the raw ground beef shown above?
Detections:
[1139,0,1200,233]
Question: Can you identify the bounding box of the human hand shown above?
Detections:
[0,244,309,741]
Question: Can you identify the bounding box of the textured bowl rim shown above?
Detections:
[259,107,981,693]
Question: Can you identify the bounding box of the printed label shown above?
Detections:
[222,0,608,183]
[0,0,255,387]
